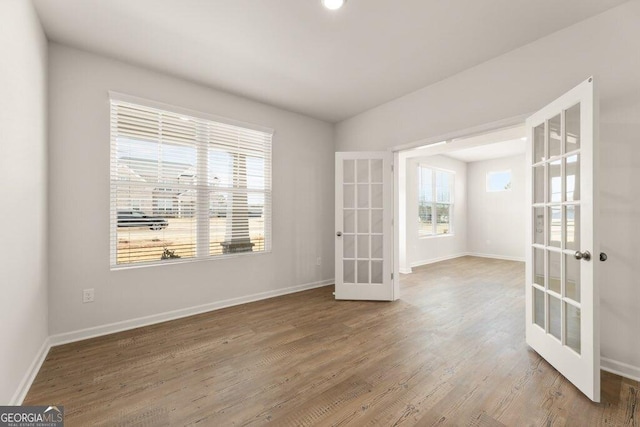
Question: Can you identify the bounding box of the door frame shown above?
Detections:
[391,113,531,292]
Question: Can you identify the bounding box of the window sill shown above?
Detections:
[110,249,272,271]
[418,233,455,240]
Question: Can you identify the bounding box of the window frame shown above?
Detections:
[417,165,455,238]
[109,92,273,269]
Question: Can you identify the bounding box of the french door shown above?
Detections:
[335,152,394,301]
[525,77,600,401]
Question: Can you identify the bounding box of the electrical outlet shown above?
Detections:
[316,257,322,266]
[83,288,95,303]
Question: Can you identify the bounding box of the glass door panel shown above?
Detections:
[548,159,562,203]
[565,104,581,151]
[548,206,562,247]
[549,295,562,340]
[566,303,581,354]
[549,114,562,158]
[533,123,545,163]
[565,205,579,250]
[565,254,581,303]
[534,166,545,203]
[534,207,545,245]
[534,287,546,329]
[566,154,580,201]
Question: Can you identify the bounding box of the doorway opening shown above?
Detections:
[395,124,527,276]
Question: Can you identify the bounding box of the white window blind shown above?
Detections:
[110,97,272,267]
[418,166,454,237]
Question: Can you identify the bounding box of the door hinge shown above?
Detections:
[391,273,394,280]
[391,164,394,172]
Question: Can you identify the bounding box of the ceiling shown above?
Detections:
[442,138,526,163]
[33,0,627,122]
[404,125,525,162]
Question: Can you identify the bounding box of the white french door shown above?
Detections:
[335,152,394,301]
[525,77,600,401]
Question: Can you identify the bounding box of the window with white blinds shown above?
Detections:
[110,96,272,267]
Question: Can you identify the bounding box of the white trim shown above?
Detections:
[410,253,467,268]
[399,267,412,274]
[50,279,333,346]
[601,358,640,382]
[108,91,275,135]
[391,113,530,153]
[10,337,51,405]
[465,252,526,262]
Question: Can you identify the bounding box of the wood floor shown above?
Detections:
[25,256,639,426]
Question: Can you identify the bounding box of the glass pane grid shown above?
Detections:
[530,108,582,354]
[342,158,384,286]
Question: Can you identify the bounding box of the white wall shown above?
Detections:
[406,155,467,267]
[47,44,335,337]
[336,1,640,375]
[467,155,526,261]
[0,0,49,404]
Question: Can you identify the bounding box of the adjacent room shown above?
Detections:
[398,127,527,272]
[2,0,639,425]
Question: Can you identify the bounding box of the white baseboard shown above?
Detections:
[49,279,334,347]
[601,357,640,382]
[410,253,467,268]
[465,252,526,262]
[10,337,51,405]
[399,267,412,274]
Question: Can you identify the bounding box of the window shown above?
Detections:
[110,95,272,267]
[418,166,454,237]
[486,170,512,192]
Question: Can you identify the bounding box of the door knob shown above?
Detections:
[574,250,591,261]
[336,231,342,237]
[600,252,608,262]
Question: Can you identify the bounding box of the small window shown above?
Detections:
[418,166,454,237]
[487,170,512,192]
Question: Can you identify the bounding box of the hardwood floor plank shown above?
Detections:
[24,256,639,426]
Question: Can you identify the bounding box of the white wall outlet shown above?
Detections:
[316,257,322,266]
[83,288,95,303]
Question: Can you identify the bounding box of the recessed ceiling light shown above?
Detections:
[321,0,346,10]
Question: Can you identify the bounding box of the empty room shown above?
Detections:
[1,0,639,425]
